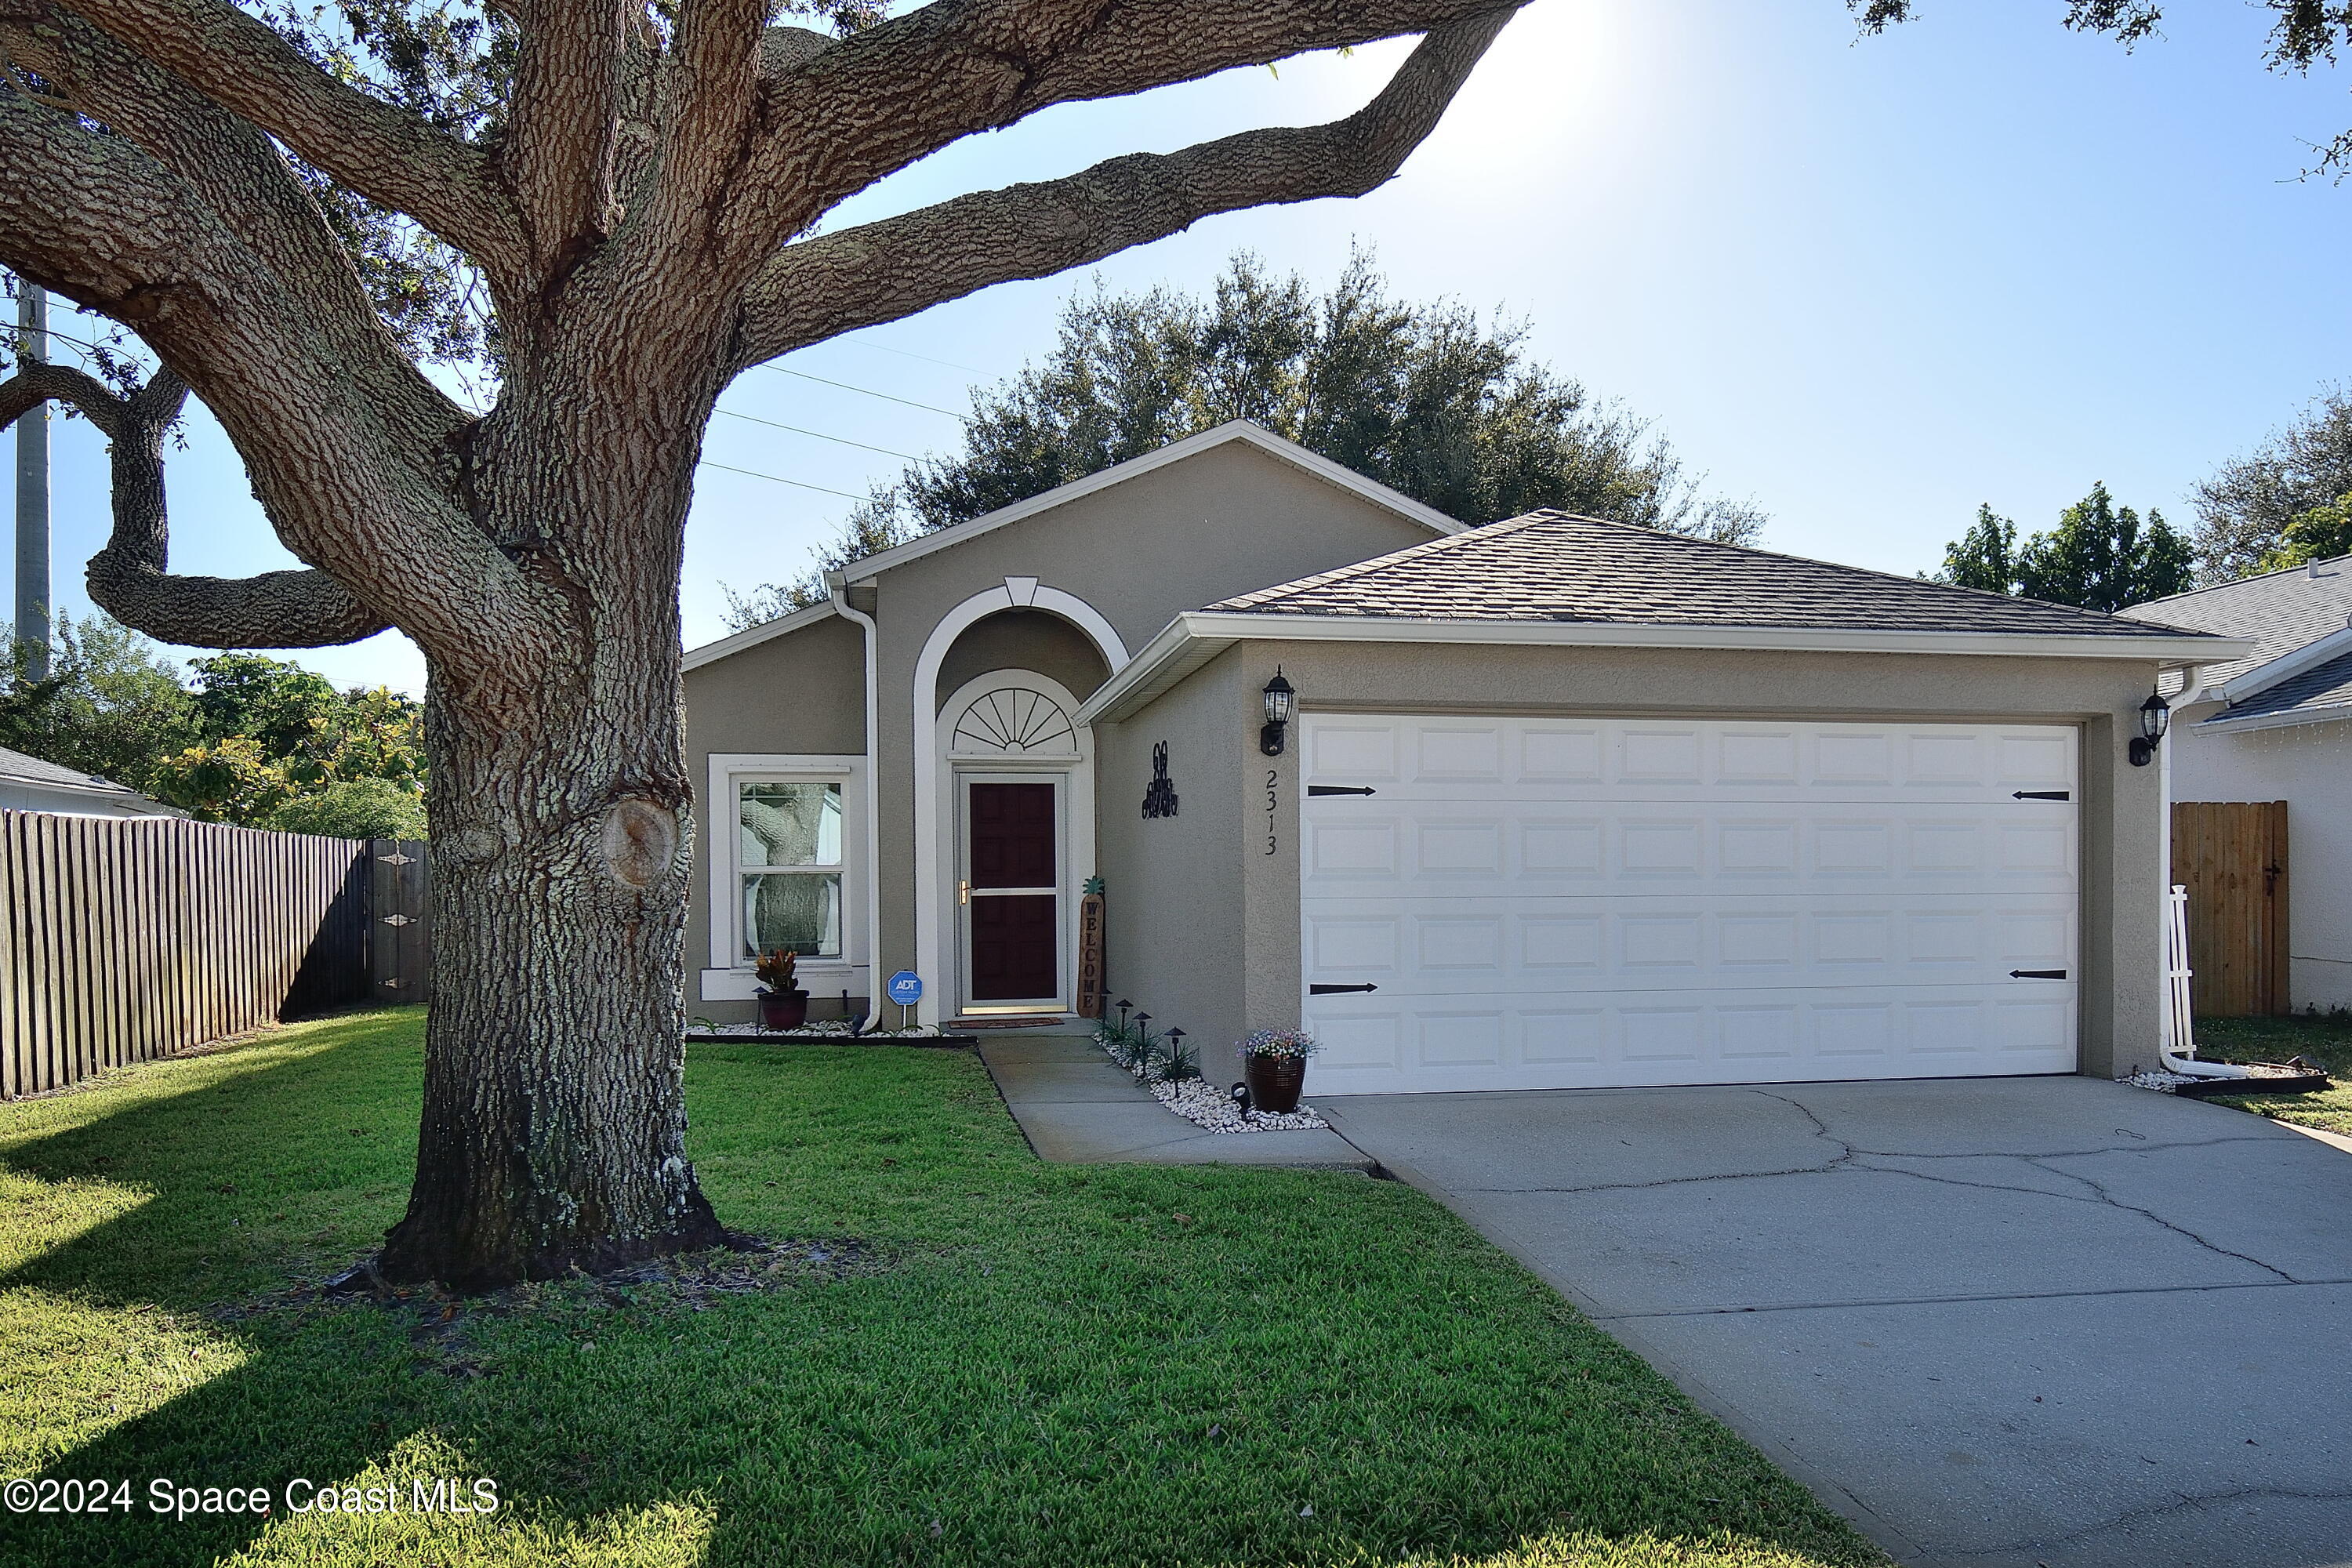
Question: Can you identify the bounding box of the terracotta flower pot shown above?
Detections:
[1243,1052,1306,1115]
[758,989,809,1031]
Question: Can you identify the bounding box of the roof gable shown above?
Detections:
[827,421,1461,587]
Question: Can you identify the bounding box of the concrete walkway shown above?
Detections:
[977,1033,1373,1168]
[1319,1076,2352,1568]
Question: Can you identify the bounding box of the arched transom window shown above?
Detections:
[951,686,1078,757]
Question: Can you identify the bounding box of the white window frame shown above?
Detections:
[702,753,868,1001]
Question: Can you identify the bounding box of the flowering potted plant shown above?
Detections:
[753,948,809,1031]
[1236,1027,1319,1114]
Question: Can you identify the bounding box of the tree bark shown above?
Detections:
[379,343,731,1289]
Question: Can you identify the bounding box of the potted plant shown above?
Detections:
[754,949,809,1031]
[1237,1028,1319,1114]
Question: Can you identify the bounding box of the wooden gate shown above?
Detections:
[2171,801,2289,1016]
[368,839,432,1004]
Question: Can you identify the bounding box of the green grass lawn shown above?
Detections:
[0,1010,1886,1568]
[2191,1011,2352,1135]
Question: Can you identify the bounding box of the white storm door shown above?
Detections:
[1301,714,2079,1094]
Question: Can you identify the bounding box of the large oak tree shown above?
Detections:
[0,0,1523,1288]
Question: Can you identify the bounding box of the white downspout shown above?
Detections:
[831,578,884,1018]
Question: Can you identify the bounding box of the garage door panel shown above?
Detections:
[1302,714,2079,1092]
[1309,715,2077,803]
[1301,984,2078,1093]
[1305,895,2074,993]
[1303,804,2078,900]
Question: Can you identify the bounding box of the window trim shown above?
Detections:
[703,753,867,1001]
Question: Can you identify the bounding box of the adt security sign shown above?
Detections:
[886,971,924,1007]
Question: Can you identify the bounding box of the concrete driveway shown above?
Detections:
[1318,1077,2352,1568]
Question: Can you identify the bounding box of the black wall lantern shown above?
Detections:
[2128,689,2171,768]
[1260,669,1295,757]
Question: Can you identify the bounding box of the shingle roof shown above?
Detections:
[1208,511,2220,639]
[2214,646,2352,724]
[2119,554,2352,686]
[0,744,130,792]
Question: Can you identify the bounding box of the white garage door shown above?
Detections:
[1301,714,2079,1093]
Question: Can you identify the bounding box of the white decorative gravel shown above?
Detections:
[690,1021,942,1039]
[1096,1040,1328,1132]
[2125,1069,2201,1093]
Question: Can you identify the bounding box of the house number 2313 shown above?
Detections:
[1265,770,1279,855]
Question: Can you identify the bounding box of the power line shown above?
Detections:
[712,407,922,462]
[756,363,971,422]
[841,337,992,378]
[696,459,868,501]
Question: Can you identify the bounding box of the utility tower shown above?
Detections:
[13,280,49,682]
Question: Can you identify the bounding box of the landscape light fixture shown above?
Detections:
[2129,690,2171,768]
[1260,670,1295,757]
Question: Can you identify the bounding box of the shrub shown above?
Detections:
[263,777,426,840]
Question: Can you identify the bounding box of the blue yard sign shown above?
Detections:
[887,971,924,1006]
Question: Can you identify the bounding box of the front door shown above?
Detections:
[962,778,1062,1011]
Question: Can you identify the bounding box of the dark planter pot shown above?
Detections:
[1243,1053,1307,1115]
[757,989,809,1031]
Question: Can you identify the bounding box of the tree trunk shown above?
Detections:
[377,361,731,1290]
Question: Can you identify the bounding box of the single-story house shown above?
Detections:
[2122,555,2352,1013]
[684,421,2236,1089]
[0,744,183,818]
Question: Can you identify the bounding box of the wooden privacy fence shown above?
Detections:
[2171,800,2291,1017]
[2,812,374,1098]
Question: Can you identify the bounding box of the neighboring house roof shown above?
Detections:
[0,745,182,815]
[2120,554,2352,728]
[682,421,1463,673]
[1083,512,2241,724]
[2120,554,2352,685]
[1211,512,2224,636]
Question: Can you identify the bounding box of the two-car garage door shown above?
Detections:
[1301,714,2079,1093]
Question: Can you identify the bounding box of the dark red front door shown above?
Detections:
[967,782,1058,1003]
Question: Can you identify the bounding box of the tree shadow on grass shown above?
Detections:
[0,1020,1887,1568]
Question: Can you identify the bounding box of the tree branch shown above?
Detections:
[735,9,1512,367]
[46,0,524,274]
[734,0,1525,254]
[1,87,561,664]
[0,364,389,647]
[500,0,630,285]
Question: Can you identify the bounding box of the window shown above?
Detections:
[739,780,842,960]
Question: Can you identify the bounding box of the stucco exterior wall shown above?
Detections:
[1095,648,1254,1055]
[857,441,1443,1020]
[683,612,868,1021]
[2169,705,2352,1011]
[1120,639,2171,1080]
[936,611,1110,711]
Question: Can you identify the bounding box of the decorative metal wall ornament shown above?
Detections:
[1141,741,1180,818]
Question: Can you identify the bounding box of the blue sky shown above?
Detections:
[18,0,2352,696]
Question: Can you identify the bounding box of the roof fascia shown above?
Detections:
[832,422,1462,588]
[2200,702,2352,734]
[1076,612,2251,724]
[2213,622,2352,706]
[682,599,839,672]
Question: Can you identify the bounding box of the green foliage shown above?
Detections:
[1933,484,2192,612]
[724,251,1767,627]
[1934,505,2019,595]
[262,777,428,840]
[2255,492,2352,573]
[0,1013,1886,1567]
[149,655,425,824]
[0,614,194,792]
[2,612,426,826]
[2194,387,2352,581]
